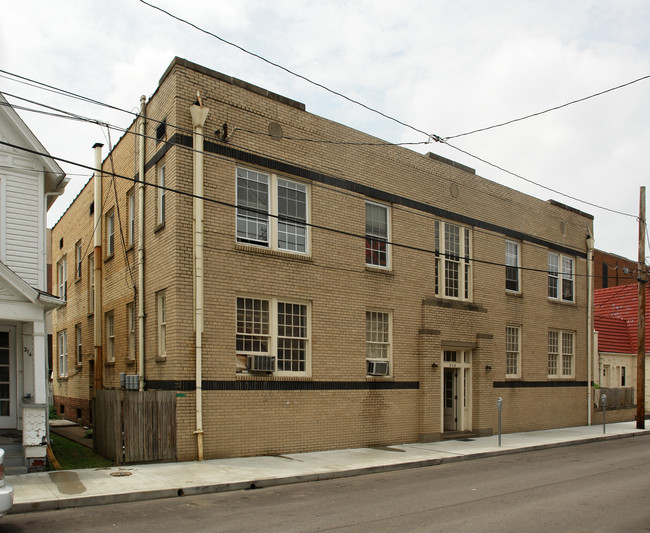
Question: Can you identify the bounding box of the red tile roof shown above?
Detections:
[594,284,649,354]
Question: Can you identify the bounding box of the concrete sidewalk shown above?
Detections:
[8,421,650,514]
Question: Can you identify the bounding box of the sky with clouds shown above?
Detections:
[1,0,648,261]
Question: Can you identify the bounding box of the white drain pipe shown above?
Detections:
[138,96,146,391]
[190,96,209,460]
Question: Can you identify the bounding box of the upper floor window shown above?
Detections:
[158,164,166,226]
[127,302,136,361]
[106,312,115,363]
[57,257,67,301]
[505,240,520,292]
[88,254,94,314]
[365,202,389,268]
[548,252,574,302]
[127,189,135,247]
[75,241,83,280]
[236,296,310,375]
[236,168,308,254]
[435,220,472,300]
[106,211,115,257]
[506,326,521,377]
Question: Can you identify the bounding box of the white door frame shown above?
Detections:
[441,350,472,433]
[0,325,17,429]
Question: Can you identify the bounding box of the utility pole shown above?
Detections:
[637,186,646,429]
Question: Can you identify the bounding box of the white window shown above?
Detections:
[88,254,94,313]
[506,326,520,377]
[236,168,308,254]
[236,297,310,375]
[106,312,114,363]
[75,324,82,365]
[57,258,67,300]
[158,164,165,226]
[106,211,114,257]
[365,202,389,268]
[128,190,135,246]
[505,241,520,292]
[435,220,472,300]
[366,311,391,375]
[75,241,83,280]
[58,330,67,377]
[127,302,136,361]
[157,291,166,357]
[548,330,574,377]
[548,252,574,302]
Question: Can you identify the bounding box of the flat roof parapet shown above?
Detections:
[426,152,475,175]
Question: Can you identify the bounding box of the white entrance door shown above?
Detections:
[0,327,17,428]
[442,350,472,433]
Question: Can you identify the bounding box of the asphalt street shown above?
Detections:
[3,434,649,532]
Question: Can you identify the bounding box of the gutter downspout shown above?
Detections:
[190,97,209,461]
[138,96,146,391]
[586,233,594,425]
[93,143,104,394]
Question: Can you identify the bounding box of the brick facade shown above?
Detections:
[52,57,594,462]
[593,249,638,290]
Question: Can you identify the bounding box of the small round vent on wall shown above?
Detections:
[268,122,284,140]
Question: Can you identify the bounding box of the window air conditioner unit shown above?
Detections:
[367,360,389,376]
[247,355,275,373]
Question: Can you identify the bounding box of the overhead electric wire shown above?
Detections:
[445,73,650,140]
[138,0,435,140]
[0,138,615,280]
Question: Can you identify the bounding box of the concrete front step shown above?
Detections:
[1,444,27,475]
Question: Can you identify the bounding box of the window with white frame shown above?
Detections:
[505,240,520,292]
[435,220,472,300]
[58,330,67,377]
[57,257,67,300]
[88,254,94,314]
[75,324,82,365]
[505,326,520,377]
[158,164,166,226]
[236,168,308,253]
[548,252,574,302]
[366,311,391,375]
[236,296,310,375]
[75,241,83,280]
[157,291,166,357]
[365,202,389,268]
[127,302,136,361]
[106,312,114,363]
[106,211,114,257]
[548,330,574,377]
[128,189,135,246]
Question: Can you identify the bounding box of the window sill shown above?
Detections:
[365,375,394,380]
[156,355,166,363]
[104,254,114,263]
[548,298,576,306]
[365,265,393,275]
[104,361,115,367]
[235,243,312,262]
[57,376,69,382]
[127,358,136,366]
[126,244,135,253]
[154,222,165,234]
[235,373,312,380]
[75,277,82,284]
[505,290,523,298]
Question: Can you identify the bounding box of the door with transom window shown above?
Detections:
[442,350,472,432]
[0,327,17,428]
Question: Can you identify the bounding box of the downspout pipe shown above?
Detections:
[93,143,104,394]
[190,97,209,461]
[586,233,594,425]
[138,96,146,391]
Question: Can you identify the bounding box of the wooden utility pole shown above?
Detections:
[637,186,646,429]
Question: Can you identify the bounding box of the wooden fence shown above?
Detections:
[94,390,177,465]
[593,387,635,409]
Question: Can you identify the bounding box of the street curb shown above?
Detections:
[10,429,650,513]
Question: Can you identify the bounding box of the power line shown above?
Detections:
[443,140,637,219]
[1,138,605,280]
[445,73,650,140]
[138,0,436,141]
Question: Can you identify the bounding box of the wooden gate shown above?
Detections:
[94,390,177,465]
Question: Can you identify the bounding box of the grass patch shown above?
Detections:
[50,433,114,470]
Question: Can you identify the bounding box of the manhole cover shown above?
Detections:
[110,472,132,477]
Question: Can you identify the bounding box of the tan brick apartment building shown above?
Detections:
[52,57,594,462]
